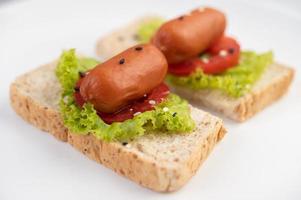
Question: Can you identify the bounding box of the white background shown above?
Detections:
[1,0,301,199]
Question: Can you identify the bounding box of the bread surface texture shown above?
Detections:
[172,63,294,121]
[10,61,226,192]
[96,16,162,60]
[95,16,294,121]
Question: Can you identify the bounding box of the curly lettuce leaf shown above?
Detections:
[60,93,195,142]
[167,51,274,98]
[78,57,99,70]
[55,49,98,95]
[137,18,164,43]
[56,49,195,142]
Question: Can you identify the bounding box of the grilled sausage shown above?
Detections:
[80,44,168,113]
[151,7,226,64]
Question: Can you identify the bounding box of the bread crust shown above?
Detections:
[9,62,226,192]
[68,126,225,192]
[95,16,295,122]
[234,65,294,121]
[10,82,68,142]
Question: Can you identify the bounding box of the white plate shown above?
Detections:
[1,0,301,199]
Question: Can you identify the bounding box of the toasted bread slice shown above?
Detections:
[96,16,294,122]
[10,61,226,192]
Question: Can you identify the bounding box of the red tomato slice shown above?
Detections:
[200,36,240,74]
[168,58,200,76]
[168,36,241,76]
[74,78,170,124]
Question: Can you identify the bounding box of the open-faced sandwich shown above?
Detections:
[10,44,226,192]
[96,7,294,122]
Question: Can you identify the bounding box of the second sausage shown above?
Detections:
[151,7,226,64]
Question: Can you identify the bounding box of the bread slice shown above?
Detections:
[95,16,295,122]
[10,61,226,192]
[96,16,163,60]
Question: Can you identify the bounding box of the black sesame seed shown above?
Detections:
[119,58,125,64]
[228,48,235,54]
[135,46,143,51]
[74,86,80,92]
[79,71,86,78]
[172,112,177,117]
[122,142,128,146]
[178,16,184,20]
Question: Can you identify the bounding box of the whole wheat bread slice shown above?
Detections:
[96,16,295,122]
[10,61,226,192]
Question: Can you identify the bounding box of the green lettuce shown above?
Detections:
[55,49,99,95]
[56,49,195,142]
[167,51,274,97]
[137,18,164,43]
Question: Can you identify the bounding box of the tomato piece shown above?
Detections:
[167,36,241,76]
[98,83,169,124]
[200,36,240,74]
[168,58,200,76]
[97,105,134,124]
[74,78,170,124]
